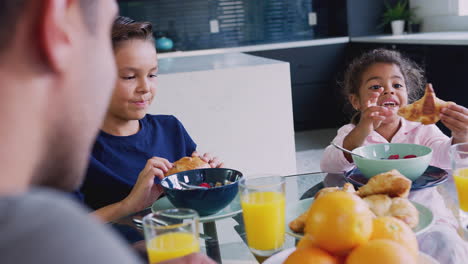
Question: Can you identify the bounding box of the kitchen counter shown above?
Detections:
[351,31,468,46]
[158,52,283,74]
[157,37,349,59]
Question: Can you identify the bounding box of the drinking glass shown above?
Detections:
[452,143,468,236]
[239,176,286,257]
[142,208,200,263]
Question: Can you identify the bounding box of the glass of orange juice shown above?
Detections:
[239,176,286,257]
[452,142,468,237]
[142,209,200,263]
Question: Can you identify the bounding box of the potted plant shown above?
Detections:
[380,0,411,35]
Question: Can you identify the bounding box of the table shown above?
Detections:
[112,171,467,264]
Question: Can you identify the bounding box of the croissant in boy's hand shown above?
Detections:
[164,156,210,176]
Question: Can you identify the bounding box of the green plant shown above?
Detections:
[379,0,411,28]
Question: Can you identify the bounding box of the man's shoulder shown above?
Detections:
[0,189,142,264]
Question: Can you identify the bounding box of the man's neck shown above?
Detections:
[0,75,46,196]
[101,115,140,136]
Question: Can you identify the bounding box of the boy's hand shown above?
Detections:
[192,151,224,168]
[122,157,172,213]
[441,103,468,144]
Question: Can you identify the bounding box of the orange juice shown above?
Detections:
[241,191,285,251]
[454,168,468,211]
[147,232,199,263]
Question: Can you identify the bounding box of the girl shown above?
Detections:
[76,17,223,222]
[321,48,468,263]
[321,48,468,173]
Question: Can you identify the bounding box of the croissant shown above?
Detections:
[164,156,210,176]
[364,195,419,228]
[314,183,356,199]
[363,194,392,217]
[356,169,411,198]
[398,83,452,125]
[389,197,419,228]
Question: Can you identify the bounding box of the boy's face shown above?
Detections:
[108,39,158,121]
[351,63,409,124]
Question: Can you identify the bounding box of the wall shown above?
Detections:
[118,0,316,51]
[118,0,350,51]
[410,0,468,31]
[346,0,400,37]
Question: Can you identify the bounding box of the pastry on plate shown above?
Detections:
[398,83,452,125]
[357,169,411,198]
[314,183,356,199]
[164,156,210,176]
[389,197,419,228]
[363,194,392,217]
[363,194,419,228]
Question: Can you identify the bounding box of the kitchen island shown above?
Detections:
[150,52,296,176]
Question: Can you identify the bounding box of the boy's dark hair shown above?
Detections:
[112,17,154,50]
[0,0,97,53]
[343,48,425,124]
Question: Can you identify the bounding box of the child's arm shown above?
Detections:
[93,157,171,222]
[440,103,468,144]
[320,125,356,173]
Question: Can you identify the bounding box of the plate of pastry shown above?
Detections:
[287,170,434,239]
[344,166,448,190]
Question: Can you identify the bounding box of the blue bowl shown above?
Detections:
[161,168,243,216]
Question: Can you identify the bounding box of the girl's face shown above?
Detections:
[108,39,157,121]
[350,62,408,124]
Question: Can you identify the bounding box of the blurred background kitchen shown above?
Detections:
[117,0,468,176]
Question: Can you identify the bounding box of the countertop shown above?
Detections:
[157,37,349,59]
[158,53,286,75]
[351,31,468,46]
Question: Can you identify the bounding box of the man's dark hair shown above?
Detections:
[0,0,97,52]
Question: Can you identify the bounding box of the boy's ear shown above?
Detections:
[349,94,361,111]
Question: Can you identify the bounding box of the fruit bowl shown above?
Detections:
[161,168,243,216]
[352,143,432,181]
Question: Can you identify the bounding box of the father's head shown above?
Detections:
[0,0,118,192]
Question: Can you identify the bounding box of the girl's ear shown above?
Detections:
[349,94,361,111]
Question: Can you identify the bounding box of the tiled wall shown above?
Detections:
[118,0,347,51]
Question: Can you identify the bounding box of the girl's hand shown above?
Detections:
[122,157,172,213]
[356,88,392,134]
[192,151,224,168]
[441,103,468,144]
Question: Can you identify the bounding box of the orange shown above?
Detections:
[305,191,374,255]
[284,247,339,264]
[370,216,419,257]
[296,234,315,249]
[346,239,417,264]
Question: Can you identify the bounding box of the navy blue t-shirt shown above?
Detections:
[77,114,196,210]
